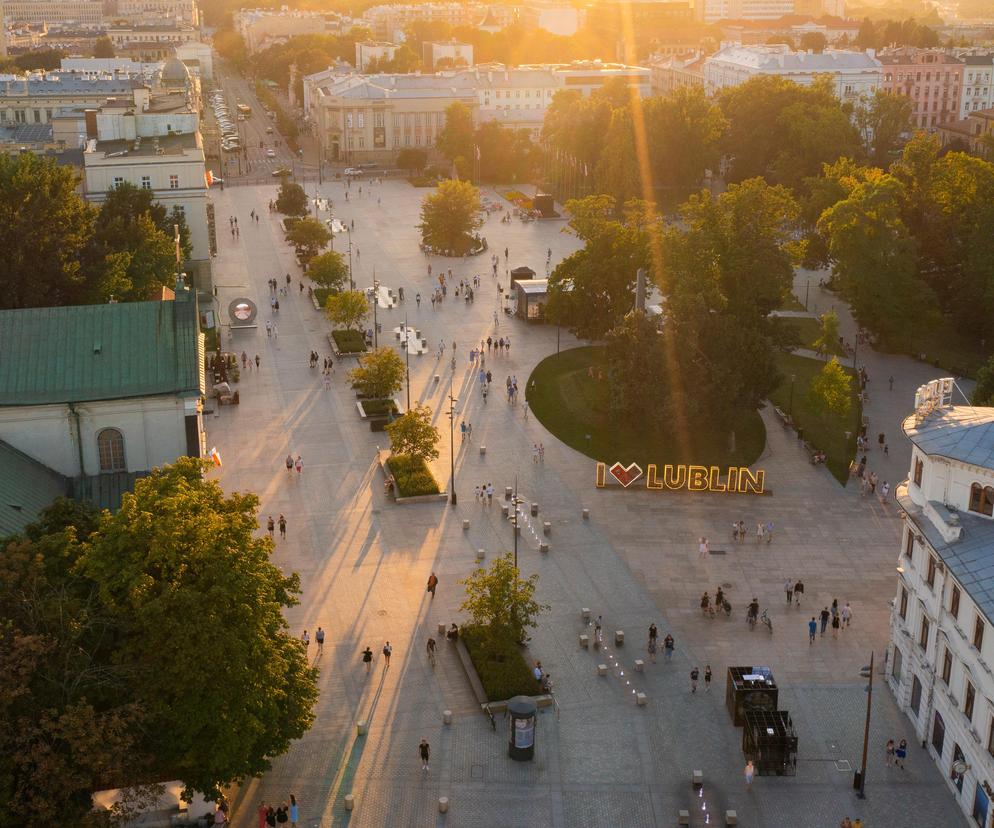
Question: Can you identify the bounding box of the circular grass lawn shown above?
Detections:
[526,346,766,468]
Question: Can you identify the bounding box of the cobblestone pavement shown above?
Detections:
[207,181,966,827]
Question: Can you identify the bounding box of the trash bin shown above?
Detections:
[398,286,405,301]
[507,696,537,761]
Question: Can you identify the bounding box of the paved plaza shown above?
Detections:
[207,179,968,827]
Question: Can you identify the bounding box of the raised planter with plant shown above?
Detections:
[326,290,370,355]
[330,329,366,356]
[356,398,399,419]
[382,404,444,499]
[384,453,440,497]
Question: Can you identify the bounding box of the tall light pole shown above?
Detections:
[856,652,874,799]
[447,376,458,506]
[404,312,411,410]
[347,228,354,290]
[372,273,379,348]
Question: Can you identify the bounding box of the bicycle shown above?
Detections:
[760,610,773,635]
[484,703,496,732]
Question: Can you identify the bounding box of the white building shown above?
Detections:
[0,283,205,534]
[961,54,994,119]
[422,40,474,70]
[704,44,882,101]
[519,1,583,36]
[889,378,994,828]
[355,41,399,71]
[233,8,346,54]
[114,0,199,27]
[702,0,795,23]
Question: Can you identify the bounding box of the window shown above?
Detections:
[910,675,923,716]
[975,617,986,651]
[892,646,903,682]
[969,483,994,516]
[974,782,990,827]
[112,176,124,188]
[952,744,966,793]
[920,615,930,650]
[950,585,961,619]
[965,680,976,722]
[905,529,915,560]
[926,556,937,588]
[141,176,151,190]
[933,710,946,757]
[988,717,994,758]
[942,648,953,684]
[914,457,924,486]
[900,587,909,620]
[169,174,179,189]
[96,428,126,472]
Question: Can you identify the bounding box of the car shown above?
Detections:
[326,218,346,234]
[358,161,377,169]
[237,114,247,121]
[343,167,363,177]
[271,167,292,177]
[265,148,276,158]
[222,144,239,153]
[265,126,274,134]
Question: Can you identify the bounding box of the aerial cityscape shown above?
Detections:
[1,0,994,825]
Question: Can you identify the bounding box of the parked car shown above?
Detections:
[271,167,292,177]
[265,126,274,134]
[265,148,276,158]
[343,167,363,177]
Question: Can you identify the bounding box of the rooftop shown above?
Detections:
[708,44,882,72]
[90,131,201,158]
[903,405,994,468]
[0,293,203,407]
[0,440,68,537]
[0,76,141,96]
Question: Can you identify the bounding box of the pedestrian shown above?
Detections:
[895,738,907,769]
[241,350,248,370]
[794,579,804,607]
[698,537,709,558]
[362,646,372,672]
[278,514,287,539]
[664,633,674,661]
[690,666,699,693]
[756,522,764,543]
[785,579,794,604]
[745,760,755,787]
[286,454,294,473]
[273,323,279,340]
[594,615,603,646]
[419,739,430,772]
[765,520,774,543]
[885,739,895,766]
[426,572,438,598]
[808,617,817,644]
[647,635,657,663]
[289,795,298,828]
[276,802,288,826]
[266,320,272,337]
[842,601,852,628]
[266,806,276,828]
[538,443,545,462]
[301,629,309,650]
[648,622,658,645]
[257,802,268,828]
[889,375,894,391]
[533,443,539,463]
[486,483,494,505]
[475,484,481,501]
[832,613,841,638]
[295,455,302,474]
[704,664,712,692]
[267,515,275,537]
[316,627,325,655]
[255,354,261,369]
[382,641,392,668]
[881,481,890,500]
[820,607,830,635]
[831,598,839,620]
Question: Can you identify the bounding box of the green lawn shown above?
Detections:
[768,352,861,484]
[781,317,844,356]
[331,328,367,354]
[878,320,988,379]
[527,347,766,468]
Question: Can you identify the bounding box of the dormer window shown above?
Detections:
[969,483,994,516]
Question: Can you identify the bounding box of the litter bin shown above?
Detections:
[507,696,537,761]
[398,286,405,301]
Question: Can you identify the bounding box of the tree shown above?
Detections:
[276,179,308,216]
[93,35,115,58]
[325,290,368,331]
[76,458,317,799]
[306,250,348,291]
[397,148,428,173]
[799,32,827,52]
[973,356,994,406]
[385,404,440,461]
[435,101,474,164]
[348,347,405,399]
[459,553,549,646]
[808,357,852,417]
[285,217,331,263]
[605,310,670,428]
[418,178,482,255]
[813,309,840,357]
[855,90,913,166]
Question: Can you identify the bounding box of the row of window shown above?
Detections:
[0,108,54,124]
[111,174,181,190]
[885,70,961,83]
[344,111,443,130]
[966,73,992,83]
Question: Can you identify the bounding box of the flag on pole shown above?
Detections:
[210,447,222,467]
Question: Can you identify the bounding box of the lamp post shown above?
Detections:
[789,374,796,418]
[856,652,875,799]
[347,228,354,290]
[371,274,379,348]
[447,377,458,506]
[512,474,520,569]
[404,312,411,410]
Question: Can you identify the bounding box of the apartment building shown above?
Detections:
[107,23,199,62]
[0,73,144,125]
[960,54,994,119]
[879,48,964,131]
[422,40,474,70]
[361,3,492,41]
[233,8,345,54]
[0,0,103,26]
[889,378,994,828]
[648,52,705,95]
[355,41,399,72]
[702,0,795,23]
[114,0,199,26]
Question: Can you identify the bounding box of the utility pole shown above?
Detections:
[372,272,379,348]
[856,652,874,799]
[447,377,458,506]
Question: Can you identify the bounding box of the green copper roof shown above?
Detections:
[0,293,204,406]
[0,441,69,538]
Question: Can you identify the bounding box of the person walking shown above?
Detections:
[698,537,709,559]
[426,572,438,598]
[895,738,908,769]
[267,516,275,537]
[276,803,288,826]
[808,617,817,644]
[785,579,794,604]
[295,455,303,474]
[794,579,804,607]
[647,635,657,664]
[842,602,853,628]
[664,633,674,661]
[745,760,755,788]
[301,629,309,651]
[885,739,895,766]
[648,623,658,645]
[486,483,494,505]
[831,613,841,638]
[419,739,430,773]
[690,666,699,693]
[704,665,712,692]
[426,637,437,667]
[257,802,269,828]
[820,607,830,636]
[289,795,298,828]
[765,520,774,543]
[362,646,373,672]
[382,641,392,669]
[255,354,261,370]
[278,514,287,540]
[285,454,294,473]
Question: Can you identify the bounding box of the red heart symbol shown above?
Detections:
[609,462,643,488]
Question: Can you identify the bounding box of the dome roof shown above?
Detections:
[160,57,190,85]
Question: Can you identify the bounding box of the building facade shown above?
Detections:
[879,48,964,131]
[422,40,474,70]
[0,0,103,26]
[360,3,492,40]
[702,0,795,23]
[960,54,994,119]
[233,8,343,54]
[114,0,199,26]
[649,52,705,95]
[889,378,994,828]
[0,73,144,125]
[355,41,399,71]
[704,44,882,101]
[107,24,199,62]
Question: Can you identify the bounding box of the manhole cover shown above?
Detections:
[835,760,852,772]
[471,764,484,780]
[722,582,734,589]
[709,549,727,556]
[377,610,388,616]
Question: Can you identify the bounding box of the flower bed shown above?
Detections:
[358,398,398,418]
[502,190,533,210]
[331,329,367,355]
[461,624,541,701]
[387,454,440,497]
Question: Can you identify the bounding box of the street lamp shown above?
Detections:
[855,652,875,799]
[404,312,411,410]
[447,377,458,506]
[371,274,379,348]
[788,374,796,418]
[347,228,354,290]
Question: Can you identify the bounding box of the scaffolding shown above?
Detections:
[743,710,798,777]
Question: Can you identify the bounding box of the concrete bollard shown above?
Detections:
[726,811,738,826]
[678,811,690,826]
[582,608,591,621]
[501,504,509,518]
[438,622,446,636]
[462,519,469,530]
[476,548,485,561]
[543,521,551,536]
[505,486,512,500]
[443,709,452,725]
[579,634,589,648]
[597,664,608,676]
[636,692,647,706]
[539,542,549,553]
[438,797,449,814]
[634,659,644,672]
[357,721,368,736]
[531,502,538,516]
[434,374,440,383]
[615,630,624,646]
[479,445,486,456]
[344,795,355,811]
[582,508,590,520]
[693,770,703,787]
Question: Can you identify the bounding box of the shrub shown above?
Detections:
[313,287,335,307]
[388,454,441,497]
[461,623,541,701]
[331,329,366,354]
[361,398,398,416]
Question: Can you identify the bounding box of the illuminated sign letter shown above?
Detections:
[595,462,606,488]
[645,464,663,489]
[687,465,709,491]
[663,464,686,490]
[738,468,765,494]
[725,467,737,493]
[708,466,726,492]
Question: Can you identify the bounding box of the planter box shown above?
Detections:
[378,455,446,503]
[356,398,401,419]
[328,331,366,358]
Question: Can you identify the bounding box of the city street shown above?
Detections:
[206,178,968,827]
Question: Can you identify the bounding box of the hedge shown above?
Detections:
[388,454,440,497]
[332,329,366,354]
[361,398,398,417]
[314,287,336,307]
[461,624,541,701]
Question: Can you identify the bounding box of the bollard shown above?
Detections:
[543,521,551,536]
[539,542,549,553]
[530,502,538,516]
[438,797,449,814]
[357,721,368,736]
[615,630,624,646]
[582,508,590,520]
[438,622,446,636]
[505,486,512,500]
[480,445,486,456]
[597,664,608,676]
[726,811,738,826]
[634,659,644,672]
[678,811,690,826]
[434,374,440,383]
[443,709,453,725]
[582,608,591,621]
[579,634,589,648]
[636,692,647,706]
[501,504,509,518]
[462,519,469,530]
[476,548,485,561]
[693,770,703,787]
[344,795,355,811]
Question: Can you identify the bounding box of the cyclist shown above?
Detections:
[747,598,759,626]
[426,637,437,667]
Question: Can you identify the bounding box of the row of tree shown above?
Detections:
[435,102,541,183]
[0,154,191,310]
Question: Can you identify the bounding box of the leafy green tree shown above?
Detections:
[385,404,440,461]
[800,158,881,268]
[348,346,405,399]
[973,356,994,406]
[605,309,670,428]
[397,148,428,172]
[459,553,549,646]
[855,90,913,166]
[306,250,348,291]
[325,290,368,331]
[813,309,840,357]
[808,357,852,416]
[418,178,482,255]
[276,179,308,216]
[285,217,331,263]
[435,101,475,164]
[93,36,115,57]
[799,31,827,52]
[13,48,64,71]
[542,89,614,174]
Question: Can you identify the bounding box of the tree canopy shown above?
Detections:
[276,179,308,216]
[325,290,368,331]
[385,404,440,461]
[418,179,483,255]
[307,250,349,291]
[460,553,548,646]
[349,347,405,399]
[285,217,331,264]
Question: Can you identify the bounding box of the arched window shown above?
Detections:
[969,483,994,517]
[97,428,126,472]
